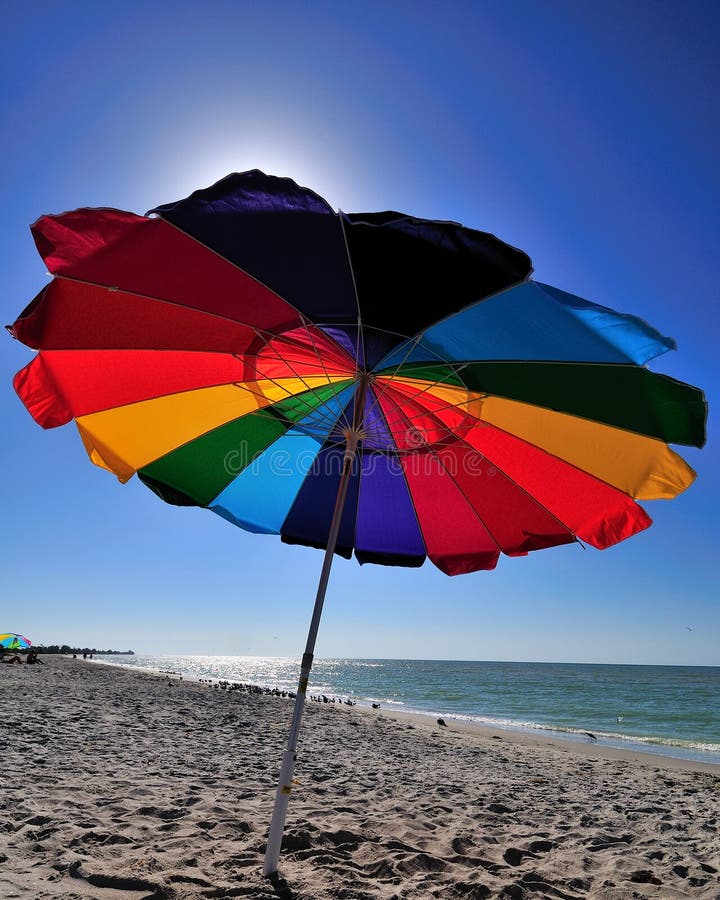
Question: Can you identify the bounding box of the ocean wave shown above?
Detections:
[440,712,720,755]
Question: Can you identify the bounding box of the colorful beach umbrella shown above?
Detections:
[8,171,706,875]
[0,633,32,651]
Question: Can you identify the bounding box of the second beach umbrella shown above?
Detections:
[8,170,706,875]
[0,633,32,651]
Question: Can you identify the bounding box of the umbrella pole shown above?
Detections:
[263,383,367,878]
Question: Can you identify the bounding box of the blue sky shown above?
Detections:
[1,0,717,663]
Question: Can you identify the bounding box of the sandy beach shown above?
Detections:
[1,656,718,899]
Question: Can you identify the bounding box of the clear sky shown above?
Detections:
[1,0,717,664]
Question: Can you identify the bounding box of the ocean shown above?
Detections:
[93,655,720,765]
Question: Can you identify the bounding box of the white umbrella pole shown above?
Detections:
[263,383,367,877]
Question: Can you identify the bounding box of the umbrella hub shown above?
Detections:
[341,425,366,459]
[355,370,376,386]
[341,371,374,460]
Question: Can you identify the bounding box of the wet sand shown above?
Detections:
[1,655,718,898]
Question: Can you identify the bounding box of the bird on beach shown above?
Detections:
[584,731,598,741]
[437,718,447,727]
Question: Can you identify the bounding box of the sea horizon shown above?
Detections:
[88,645,720,670]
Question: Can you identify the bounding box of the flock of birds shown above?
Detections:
[172,674,631,743]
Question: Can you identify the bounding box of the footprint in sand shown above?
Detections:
[528,839,555,853]
[394,851,447,876]
[69,831,133,847]
[135,806,186,822]
[23,815,52,827]
[451,836,475,855]
[502,841,556,868]
[503,847,525,866]
[629,869,663,885]
[68,861,166,896]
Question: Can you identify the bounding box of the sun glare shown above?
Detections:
[167,140,350,212]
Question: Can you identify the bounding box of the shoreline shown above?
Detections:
[88,654,720,773]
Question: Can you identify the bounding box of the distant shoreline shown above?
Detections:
[34,647,135,655]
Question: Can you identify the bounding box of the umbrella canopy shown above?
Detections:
[8,170,706,874]
[8,171,705,574]
[0,633,32,651]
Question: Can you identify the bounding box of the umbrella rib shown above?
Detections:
[337,211,364,383]
[350,394,428,563]
[267,381,359,484]
[383,387,586,541]
[411,430,557,558]
[364,354,472,426]
[379,380,637,534]
[44,340,352,431]
[273,379,358,450]
[455,413,640,521]
[374,382,580,543]
[438,424,585,546]
[376,358,674,370]
[369,382,482,432]
[363,339,432,421]
[151,213,311,325]
[246,375,353,438]
[248,342,335,413]
[453,396,673,503]
[46,273,304,343]
[250,336,354,433]
[373,370,476,416]
[376,402,483,439]
[288,383,357,440]
[64,371,352,431]
[152,213,362,382]
[371,385,480,451]
[383,362,705,447]
[372,276,532,371]
[44,273,358,380]
[138,382,356,500]
[294,317,357,431]
[139,380,356,490]
[363,277,531,418]
[155,213,362,406]
[386,400,503,556]
[41,277,356,429]
[359,382,492,452]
